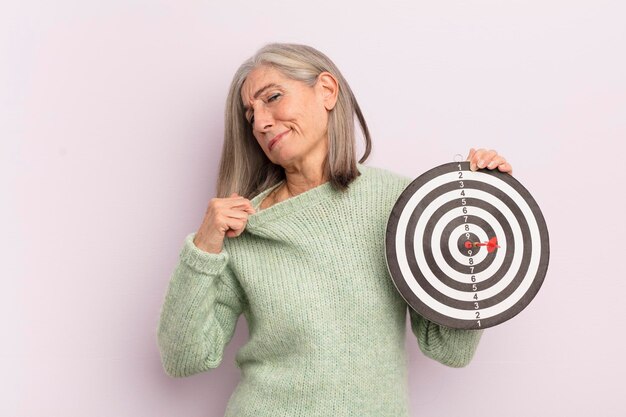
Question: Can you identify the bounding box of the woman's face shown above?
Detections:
[240,65,338,169]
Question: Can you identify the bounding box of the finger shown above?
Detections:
[228,196,246,201]
[225,219,246,237]
[497,162,513,175]
[466,148,476,162]
[240,205,256,214]
[477,149,497,169]
[222,216,245,234]
[223,208,251,220]
[217,195,246,206]
[469,148,486,171]
[224,197,250,208]
[487,155,506,170]
[225,221,247,238]
[469,148,484,171]
[230,200,256,213]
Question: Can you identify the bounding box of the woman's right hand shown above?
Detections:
[193,192,256,254]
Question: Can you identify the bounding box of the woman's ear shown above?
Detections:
[317,71,339,111]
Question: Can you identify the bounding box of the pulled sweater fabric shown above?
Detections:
[156,162,483,417]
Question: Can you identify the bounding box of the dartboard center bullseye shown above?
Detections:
[457,232,482,257]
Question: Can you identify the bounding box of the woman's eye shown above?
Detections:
[248,94,279,125]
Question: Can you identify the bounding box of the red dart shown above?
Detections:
[474,237,500,253]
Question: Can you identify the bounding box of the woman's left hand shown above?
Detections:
[466,148,513,175]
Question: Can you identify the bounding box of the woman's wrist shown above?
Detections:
[193,232,223,254]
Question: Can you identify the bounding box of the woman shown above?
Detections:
[157,42,513,416]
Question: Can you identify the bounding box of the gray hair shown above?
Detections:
[216,42,372,198]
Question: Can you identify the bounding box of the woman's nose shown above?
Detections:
[252,106,273,131]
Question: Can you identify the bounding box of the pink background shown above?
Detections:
[3,1,624,416]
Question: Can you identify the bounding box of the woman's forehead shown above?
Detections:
[241,67,289,104]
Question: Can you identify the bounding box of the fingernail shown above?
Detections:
[478,160,485,168]
[470,163,476,171]
[488,161,496,168]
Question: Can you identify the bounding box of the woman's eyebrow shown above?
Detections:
[243,83,282,110]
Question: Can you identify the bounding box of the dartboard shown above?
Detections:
[385,161,549,329]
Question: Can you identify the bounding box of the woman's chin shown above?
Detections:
[269,150,297,166]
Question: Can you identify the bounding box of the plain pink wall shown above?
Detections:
[3,1,624,416]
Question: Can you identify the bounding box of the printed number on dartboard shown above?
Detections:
[459,164,482,328]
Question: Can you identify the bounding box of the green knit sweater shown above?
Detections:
[156,162,483,416]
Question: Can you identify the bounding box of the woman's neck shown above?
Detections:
[260,170,328,210]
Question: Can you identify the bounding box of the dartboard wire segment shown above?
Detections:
[385,161,550,329]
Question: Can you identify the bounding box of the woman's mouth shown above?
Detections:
[269,130,289,151]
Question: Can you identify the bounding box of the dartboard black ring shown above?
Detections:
[385,161,549,329]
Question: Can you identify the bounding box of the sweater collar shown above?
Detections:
[245,163,365,230]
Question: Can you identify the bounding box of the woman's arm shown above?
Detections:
[156,232,246,377]
[409,307,483,368]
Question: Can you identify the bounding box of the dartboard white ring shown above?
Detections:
[385,161,550,329]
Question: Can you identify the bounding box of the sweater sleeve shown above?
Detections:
[156,232,246,377]
[408,306,483,368]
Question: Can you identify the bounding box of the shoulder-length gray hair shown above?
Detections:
[216,42,373,199]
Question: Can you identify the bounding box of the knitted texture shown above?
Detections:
[157,162,483,416]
